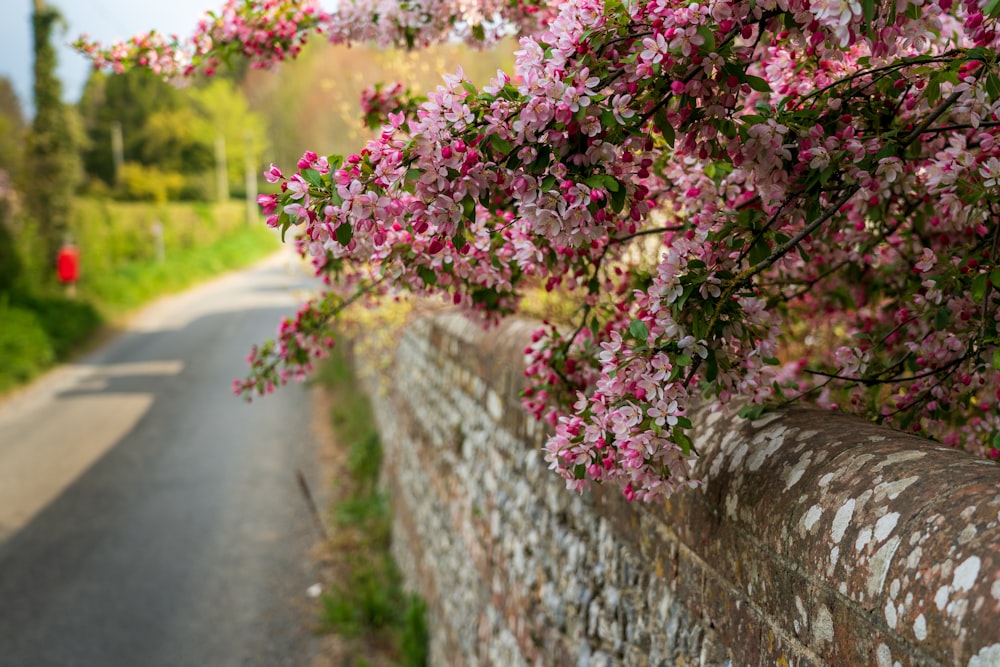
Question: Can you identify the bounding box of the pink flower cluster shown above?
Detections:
[74,0,551,77]
[360,82,415,131]
[87,0,1000,499]
[75,0,330,76]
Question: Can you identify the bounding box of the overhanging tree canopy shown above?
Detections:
[78,0,1000,501]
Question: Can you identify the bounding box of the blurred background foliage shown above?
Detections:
[78,71,270,201]
[242,39,515,168]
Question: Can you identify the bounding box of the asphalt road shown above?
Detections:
[0,251,329,667]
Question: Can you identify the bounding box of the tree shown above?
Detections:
[0,77,24,294]
[0,77,25,180]
[79,70,269,200]
[187,79,270,196]
[78,0,1000,501]
[22,0,79,270]
[0,76,25,293]
[78,69,184,186]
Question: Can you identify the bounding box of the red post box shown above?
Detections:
[56,244,80,284]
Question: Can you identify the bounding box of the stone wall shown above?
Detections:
[358,310,1000,667]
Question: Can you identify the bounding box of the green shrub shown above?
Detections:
[320,554,403,636]
[8,291,102,358]
[347,432,383,491]
[0,303,54,392]
[0,207,22,293]
[116,162,186,203]
[400,596,429,667]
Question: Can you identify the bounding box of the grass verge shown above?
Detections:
[79,223,280,319]
[311,343,428,667]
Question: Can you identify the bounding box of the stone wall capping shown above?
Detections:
[361,310,1000,666]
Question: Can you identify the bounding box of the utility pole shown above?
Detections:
[111,121,124,183]
[244,130,257,225]
[215,133,229,202]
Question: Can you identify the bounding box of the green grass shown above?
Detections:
[80,223,279,318]
[0,301,55,394]
[5,291,103,359]
[312,344,429,667]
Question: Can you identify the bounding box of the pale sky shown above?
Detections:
[0,0,230,116]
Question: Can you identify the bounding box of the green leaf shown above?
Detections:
[705,349,718,382]
[677,283,696,310]
[301,168,323,188]
[986,73,1000,102]
[676,416,693,430]
[972,273,989,301]
[490,135,512,154]
[418,266,437,286]
[602,175,621,192]
[861,0,875,27]
[898,406,917,430]
[610,186,627,214]
[991,267,1000,288]
[696,25,716,53]
[629,319,649,341]
[749,238,771,265]
[926,76,941,105]
[532,145,551,171]
[934,307,950,329]
[675,354,693,367]
[574,463,587,480]
[797,242,811,263]
[875,145,898,161]
[674,430,694,457]
[335,223,353,246]
[743,75,771,93]
[737,404,766,420]
[471,23,485,41]
[993,347,1000,371]
[654,108,675,147]
[461,195,476,219]
[986,0,1000,18]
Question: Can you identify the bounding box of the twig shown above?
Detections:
[296,468,331,542]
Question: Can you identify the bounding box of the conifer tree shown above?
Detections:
[22,0,79,272]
